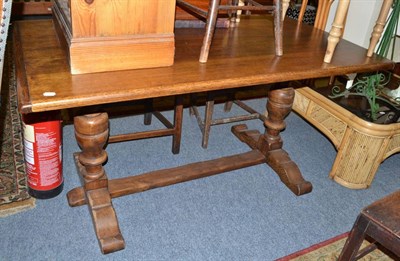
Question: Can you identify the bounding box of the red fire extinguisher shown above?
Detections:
[22,112,63,199]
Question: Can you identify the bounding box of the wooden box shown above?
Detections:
[52,0,176,74]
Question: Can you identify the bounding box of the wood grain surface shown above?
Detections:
[14,16,394,113]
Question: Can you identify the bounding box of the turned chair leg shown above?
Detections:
[324,0,350,63]
[281,0,290,20]
[366,0,393,57]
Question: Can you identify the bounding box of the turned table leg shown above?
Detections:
[324,0,350,63]
[231,87,312,195]
[261,87,313,195]
[68,112,125,254]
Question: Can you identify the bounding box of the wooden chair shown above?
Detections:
[107,97,184,155]
[176,0,285,63]
[298,0,338,86]
[324,0,393,63]
[298,0,335,31]
[338,189,400,260]
[67,97,184,154]
[298,0,392,81]
[177,0,286,148]
[186,0,335,149]
[189,89,269,148]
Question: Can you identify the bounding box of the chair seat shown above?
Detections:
[363,190,400,243]
[338,190,400,260]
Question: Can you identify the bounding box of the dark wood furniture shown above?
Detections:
[12,0,52,16]
[177,0,282,148]
[189,89,268,148]
[52,0,177,74]
[107,98,184,155]
[338,190,400,260]
[14,16,394,254]
[189,0,335,149]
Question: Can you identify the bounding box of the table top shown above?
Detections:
[14,16,394,113]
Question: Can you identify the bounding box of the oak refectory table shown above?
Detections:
[14,16,394,254]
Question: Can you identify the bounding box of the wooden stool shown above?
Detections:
[338,190,400,260]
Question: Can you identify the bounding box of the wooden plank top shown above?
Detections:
[14,16,394,113]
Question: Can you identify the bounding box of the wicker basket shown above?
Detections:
[293,87,400,189]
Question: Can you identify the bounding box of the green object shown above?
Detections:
[376,0,400,60]
[329,73,392,121]
[330,2,400,122]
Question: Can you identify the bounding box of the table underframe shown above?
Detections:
[66,86,312,254]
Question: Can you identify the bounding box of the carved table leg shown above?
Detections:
[232,87,312,196]
[68,112,125,254]
[261,87,312,195]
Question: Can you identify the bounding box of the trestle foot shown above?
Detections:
[232,124,312,196]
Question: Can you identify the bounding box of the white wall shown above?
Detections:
[326,0,399,61]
